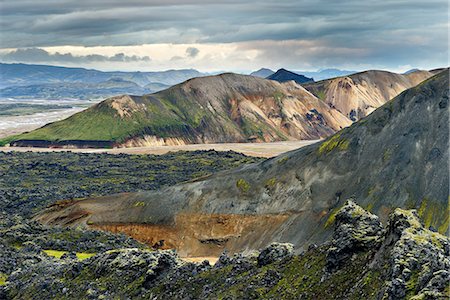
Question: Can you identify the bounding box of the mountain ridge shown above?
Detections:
[3,73,351,147]
[0,63,205,88]
[303,69,435,121]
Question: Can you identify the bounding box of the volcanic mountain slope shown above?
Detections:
[303,69,435,121]
[4,73,351,148]
[37,70,449,256]
[267,68,314,84]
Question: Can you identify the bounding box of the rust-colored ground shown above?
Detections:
[92,212,292,257]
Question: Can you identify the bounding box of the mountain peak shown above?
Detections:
[250,68,275,78]
[267,68,314,84]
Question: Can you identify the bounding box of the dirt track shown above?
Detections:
[1,140,320,158]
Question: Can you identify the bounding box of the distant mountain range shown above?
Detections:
[267,68,314,84]
[250,68,356,81]
[3,73,351,147]
[296,68,356,81]
[0,78,169,100]
[3,68,440,148]
[0,63,205,99]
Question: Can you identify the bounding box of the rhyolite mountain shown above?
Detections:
[250,68,275,78]
[37,70,449,257]
[4,73,351,147]
[303,69,435,121]
[267,68,314,84]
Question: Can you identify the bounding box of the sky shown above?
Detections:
[0,0,448,72]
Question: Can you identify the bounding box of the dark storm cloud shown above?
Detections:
[1,0,446,46]
[0,0,447,69]
[0,48,151,63]
[186,47,200,58]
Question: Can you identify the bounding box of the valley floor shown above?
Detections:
[2,140,319,157]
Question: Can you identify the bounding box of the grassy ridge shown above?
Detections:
[5,97,191,143]
[0,74,297,146]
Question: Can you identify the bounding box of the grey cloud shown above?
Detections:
[1,0,447,47]
[0,0,447,69]
[0,48,151,63]
[186,47,200,58]
[170,56,184,61]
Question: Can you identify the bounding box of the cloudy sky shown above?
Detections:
[0,0,448,72]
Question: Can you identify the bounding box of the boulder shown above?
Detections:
[257,242,294,266]
[326,200,384,271]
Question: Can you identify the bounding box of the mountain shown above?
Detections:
[0,63,206,92]
[296,68,356,81]
[267,68,314,84]
[250,68,275,78]
[36,70,449,256]
[403,68,419,74]
[143,82,171,92]
[3,73,351,148]
[303,69,435,121]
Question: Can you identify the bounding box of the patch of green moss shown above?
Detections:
[277,156,288,164]
[0,273,7,286]
[315,90,326,100]
[405,270,420,298]
[236,178,251,193]
[359,270,384,299]
[365,202,374,212]
[318,133,350,155]
[417,198,449,234]
[324,207,340,228]
[133,201,145,207]
[0,135,21,147]
[273,91,285,105]
[382,148,392,161]
[43,249,95,260]
[264,178,277,190]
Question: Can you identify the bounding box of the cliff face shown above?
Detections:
[303,69,435,121]
[4,73,352,148]
[36,70,449,255]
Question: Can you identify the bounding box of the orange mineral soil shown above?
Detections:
[92,212,292,257]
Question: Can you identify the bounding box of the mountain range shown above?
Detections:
[250,68,356,81]
[37,69,449,256]
[0,63,204,99]
[2,68,438,148]
[296,68,356,81]
[3,74,351,147]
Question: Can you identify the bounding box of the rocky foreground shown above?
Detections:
[1,201,448,299]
